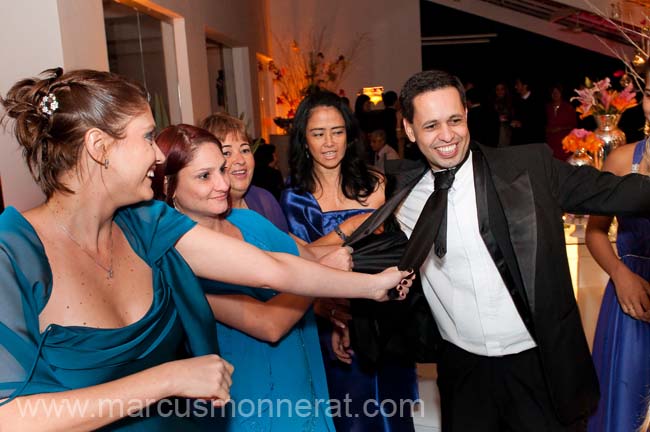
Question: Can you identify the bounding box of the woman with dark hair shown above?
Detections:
[153,123,350,431]
[281,90,417,431]
[0,69,413,431]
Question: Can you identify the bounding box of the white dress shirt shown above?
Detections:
[396,152,536,356]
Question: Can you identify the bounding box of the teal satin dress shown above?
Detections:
[0,201,219,430]
[200,209,335,431]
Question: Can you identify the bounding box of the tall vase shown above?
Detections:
[593,114,626,169]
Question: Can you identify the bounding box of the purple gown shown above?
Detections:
[588,139,650,432]
[244,185,289,233]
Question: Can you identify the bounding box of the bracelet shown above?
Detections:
[334,225,348,242]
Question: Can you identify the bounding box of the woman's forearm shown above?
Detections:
[585,215,620,276]
[207,293,312,342]
[263,251,377,298]
[0,355,231,432]
[0,363,173,432]
[177,225,406,300]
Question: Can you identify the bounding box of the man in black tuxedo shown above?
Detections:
[353,70,650,431]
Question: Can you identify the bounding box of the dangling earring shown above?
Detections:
[103,158,109,169]
[644,119,650,137]
[305,148,310,159]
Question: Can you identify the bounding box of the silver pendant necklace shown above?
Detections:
[48,204,115,279]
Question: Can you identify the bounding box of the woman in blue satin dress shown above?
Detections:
[586,69,650,432]
[281,90,418,431]
[0,69,412,431]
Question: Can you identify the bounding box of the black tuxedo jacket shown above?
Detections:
[348,141,650,425]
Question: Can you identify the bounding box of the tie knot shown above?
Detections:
[433,168,455,190]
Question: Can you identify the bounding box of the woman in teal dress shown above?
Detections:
[154,123,361,431]
[0,69,412,431]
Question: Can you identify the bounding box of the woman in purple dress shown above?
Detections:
[201,113,288,232]
[586,64,650,432]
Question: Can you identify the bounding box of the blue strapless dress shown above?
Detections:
[588,139,650,432]
[0,201,219,431]
[281,189,417,432]
[199,209,335,431]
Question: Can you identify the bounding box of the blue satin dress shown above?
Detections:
[0,201,219,431]
[281,189,417,432]
[200,209,335,432]
[588,139,650,432]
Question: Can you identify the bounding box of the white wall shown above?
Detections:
[0,0,269,210]
[152,0,270,130]
[58,0,109,70]
[0,1,65,210]
[267,0,422,108]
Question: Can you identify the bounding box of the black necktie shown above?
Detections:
[399,153,469,270]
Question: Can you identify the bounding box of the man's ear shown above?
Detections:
[83,127,110,166]
[403,118,416,143]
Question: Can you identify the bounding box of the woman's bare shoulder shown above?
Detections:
[367,171,386,207]
[601,143,636,176]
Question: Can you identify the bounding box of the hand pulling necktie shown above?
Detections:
[386,150,470,300]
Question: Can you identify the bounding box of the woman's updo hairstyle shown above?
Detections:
[0,67,150,197]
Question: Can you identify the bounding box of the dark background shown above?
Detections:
[419,1,645,140]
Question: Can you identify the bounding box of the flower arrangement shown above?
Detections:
[571,75,638,119]
[264,29,367,121]
[562,128,605,154]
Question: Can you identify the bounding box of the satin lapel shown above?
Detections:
[480,146,538,313]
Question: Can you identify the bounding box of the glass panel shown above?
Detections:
[206,38,238,117]
[103,0,178,127]
[0,175,5,214]
[256,55,275,141]
[206,39,228,114]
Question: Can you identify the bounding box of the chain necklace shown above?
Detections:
[48,204,115,279]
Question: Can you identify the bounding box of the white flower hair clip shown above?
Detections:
[39,93,59,117]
